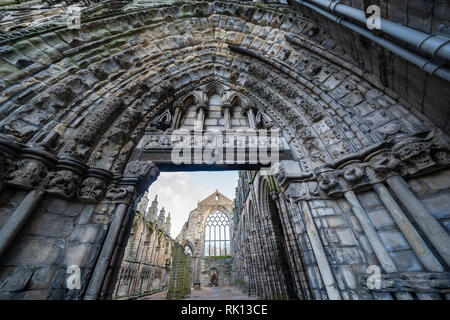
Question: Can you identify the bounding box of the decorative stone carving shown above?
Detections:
[4,158,48,190]
[393,137,435,176]
[122,161,159,192]
[390,131,450,176]
[44,170,82,199]
[340,161,367,189]
[105,185,136,203]
[315,166,342,197]
[361,272,450,295]
[0,150,14,178]
[365,149,401,182]
[124,161,158,178]
[77,177,107,203]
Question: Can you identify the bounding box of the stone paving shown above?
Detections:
[139,286,258,300]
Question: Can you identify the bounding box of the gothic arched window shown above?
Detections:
[204,210,231,256]
[184,245,192,256]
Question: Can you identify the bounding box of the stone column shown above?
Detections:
[84,161,159,300]
[0,189,45,258]
[195,105,206,131]
[222,103,232,131]
[170,106,182,129]
[372,183,445,272]
[386,175,450,266]
[344,190,413,300]
[244,105,257,129]
[298,200,342,300]
[85,203,130,300]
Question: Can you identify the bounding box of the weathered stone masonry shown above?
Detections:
[0,0,448,300]
[176,191,234,289]
[113,192,174,299]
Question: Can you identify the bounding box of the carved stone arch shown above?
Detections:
[177,91,202,109]
[255,110,277,129]
[182,241,195,256]
[157,109,172,125]
[204,82,225,100]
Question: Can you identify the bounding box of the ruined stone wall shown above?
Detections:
[112,195,174,299]
[234,157,450,300]
[200,257,233,288]
[176,191,234,288]
[166,242,191,300]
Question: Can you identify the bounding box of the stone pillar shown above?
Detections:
[170,106,182,129]
[222,103,232,131]
[386,175,450,266]
[195,105,206,131]
[244,105,257,129]
[344,190,414,300]
[372,183,445,272]
[84,160,159,300]
[0,190,45,258]
[298,200,342,300]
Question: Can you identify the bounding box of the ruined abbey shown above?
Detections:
[0,0,449,300]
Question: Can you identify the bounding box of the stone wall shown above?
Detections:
[234,158,450,300]
[200,257,233,287]
[166,243,191,300]
[176,191,234,288]
[113,193,173,299]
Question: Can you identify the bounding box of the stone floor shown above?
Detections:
[139,286,258,300]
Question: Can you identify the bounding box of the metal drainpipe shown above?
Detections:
[297,0,450,63]
[292,0,450,82]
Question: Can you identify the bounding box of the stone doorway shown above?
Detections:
[210,268,218,287]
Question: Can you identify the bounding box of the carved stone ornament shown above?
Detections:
[122,161,159,192]
[124,161,158,179]
[340,161,367,189]
[0,150,14,178]
[361,272,450,295]
[44,170,82,199]
[105,185,136,203]
[4,158,48,190]
[77,177,107,203]
[364,149,401,183]
[393,137,435,176]
[315,166,344,197]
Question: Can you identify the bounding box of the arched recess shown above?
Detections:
[0,0,448,301]
[255,176,297,300]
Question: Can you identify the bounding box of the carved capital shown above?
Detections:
[77,167,112,203]
[45,170,82,199]
[285,181,321,201]
[77,177,107,203]
[44,158,88,199]
[340,161,368,189]
[315,166,343,197]
[364,149,401,183]
[105,185,136,204]
[122,160,159,192]
[4,158,49,190]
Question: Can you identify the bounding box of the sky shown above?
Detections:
[145,171,239,238]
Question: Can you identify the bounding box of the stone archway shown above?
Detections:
[0,1,448,300]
